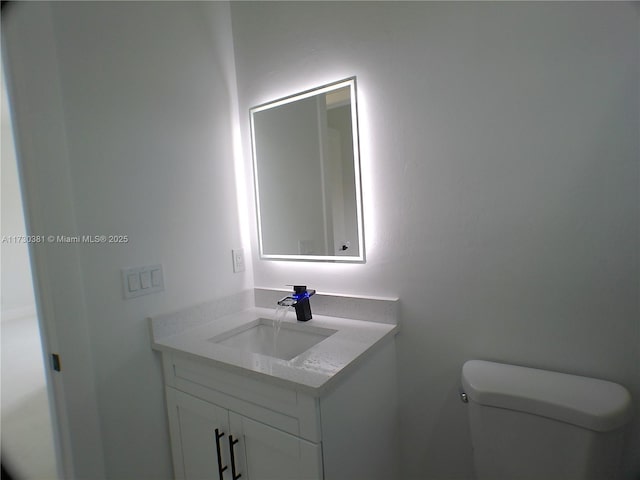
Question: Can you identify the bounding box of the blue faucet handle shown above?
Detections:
[283,285,315,321]
[287,285,307,294]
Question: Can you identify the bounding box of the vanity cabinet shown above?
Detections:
[167,388,321,480]
[160,337,397,480]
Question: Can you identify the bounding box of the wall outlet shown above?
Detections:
[121,264,164,299]
[232,248,245,273]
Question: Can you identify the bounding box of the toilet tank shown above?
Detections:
[461,360,632,480]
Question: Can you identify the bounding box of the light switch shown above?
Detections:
[151,268,162,287]
[140,270,151,289]
[127,273,140,292]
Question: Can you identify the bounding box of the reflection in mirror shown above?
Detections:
[250,78,364,262]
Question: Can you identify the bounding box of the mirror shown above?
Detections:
[250,78,364,262]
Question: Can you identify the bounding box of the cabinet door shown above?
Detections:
[166,388,231,480]
[228,412,323,480]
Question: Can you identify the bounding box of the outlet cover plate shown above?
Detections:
[232,249,245,273]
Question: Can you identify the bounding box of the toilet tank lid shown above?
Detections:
[461,360,632,432]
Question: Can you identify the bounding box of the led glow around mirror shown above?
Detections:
[250,78,364,262]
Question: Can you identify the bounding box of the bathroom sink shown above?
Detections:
[208,318,337,361]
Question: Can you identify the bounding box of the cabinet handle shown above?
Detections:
[214,428,228,480]
[228,434,242,480]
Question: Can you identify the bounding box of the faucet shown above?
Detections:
[277,285,316,322]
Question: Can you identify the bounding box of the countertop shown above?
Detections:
[150,307,398,395]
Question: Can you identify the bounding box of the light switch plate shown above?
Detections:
[232,248,245,273]
[121,264,164,299]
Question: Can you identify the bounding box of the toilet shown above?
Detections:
[461,360,632,480]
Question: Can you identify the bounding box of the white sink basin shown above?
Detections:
[208,318,337,361]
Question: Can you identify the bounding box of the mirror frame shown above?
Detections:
[250,77,365,262]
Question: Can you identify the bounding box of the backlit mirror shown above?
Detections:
[250,78,364,262]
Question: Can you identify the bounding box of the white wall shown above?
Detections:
[3,2,250,478]
[1,64,35,320]
[231,2,640,478]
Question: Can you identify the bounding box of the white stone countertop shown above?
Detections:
[150,307,398,395]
